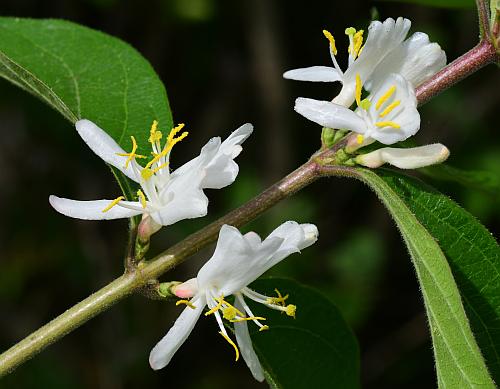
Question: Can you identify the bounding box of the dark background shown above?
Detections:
[0,0,498,388]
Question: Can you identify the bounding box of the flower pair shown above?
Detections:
[49,117,319,381]
[285,17,450,169]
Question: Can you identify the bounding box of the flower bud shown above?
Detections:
[356,143,450,169]
[171,278,198,299]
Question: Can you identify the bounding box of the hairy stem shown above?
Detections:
[476,0,491,38]
[1,24,498,377]
[415,40,498,105]
[0,159,320,376]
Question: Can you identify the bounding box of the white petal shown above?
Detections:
[295,98,367,133]
[365,73,420,145]
[75,119,140,183]
[172,278,199,299]
[49,195,142,220]
[197,222,318,296]
[244,231,262,249]
[356,144,450,169]
[149,296,205,370]
[336,17,411,107]
[151,188,208,226]
[366,32,446,91]
[283,66,343,82]
[197,225,255,293]
[234,297,265,382]
[264,221,319,270]
[201,123,253,189]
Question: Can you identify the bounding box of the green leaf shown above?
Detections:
[355,168,496,388]
[420,164,500,199]
[378,0,474,8]
[0,17,173,199]
[247,278,360,388]
[376,169,500,383]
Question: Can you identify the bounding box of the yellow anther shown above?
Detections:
[116,136,147,168]
[102,196,125,213]
[137,189,147,209]
[359,98,371,110]
[375,85,396,110]
[352,30,364,58]
[266,289,289,306]
[141,168,154,181]
[150,162,169,175]
[145,124,188,170]
[285,304,297,318]
[148,120,162,144]
[345,27,356,35]
[218,331,240,361]
[322,29,337,55]
[223,306,238,320]
[176,299,197,309]
[375,121,401,129]
[259,325,270,332]
[379,100,401,118]
[205,298,224,316]
[231,316,267,323]
[356,134,364,145]
[355,74,362,107]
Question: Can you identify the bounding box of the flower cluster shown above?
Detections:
[285,17,450,169]
[48,14,453,384]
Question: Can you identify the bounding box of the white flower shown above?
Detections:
[295,73,419,145]
[50,119,253,227]
[149,221,319,381]
[355,144,450,169]
[283,17,446,107]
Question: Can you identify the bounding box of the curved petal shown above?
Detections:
[357,144,450,169]
[197,225,255,291]
[335,17,411,107]
[234,296,265,382]
[283,66,343,82]
[201,123,253,189]
[75,120,140,183]
[366,32,446,91]
[295,98,367,133]
[149,296,205,370]
[364,73,420,144]
[49,195,142,220]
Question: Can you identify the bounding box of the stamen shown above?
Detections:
[322,29,337,55]
[148,120,162,144]
[356,134,364,145]
[151,162,169,175]
[116,136,147,168]
[375,121,401,129]
[359,98,371,110]
[355,74,362,107]
[375,86,396,110]
[136,189,147,209]
[102,196,125,213]
[259,325,270,332]
[218,331,240,361]
[205,298,224,316]
[145,123,188,170]
[352,30,364,59]
[266,289,289,306]
[223,306,238,320]
[141,168,154,181]
[286,304,297,318]
[379,100,401,118]
[230,316,267,323]
[176,299,197,309]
